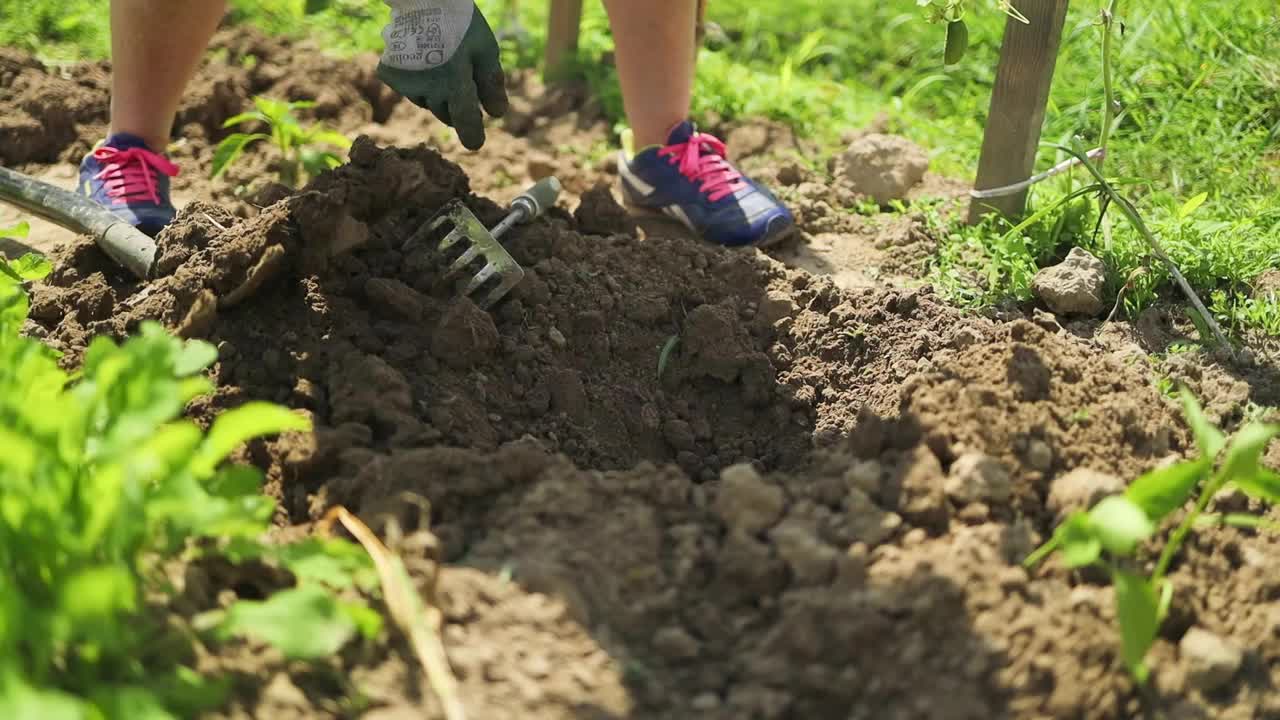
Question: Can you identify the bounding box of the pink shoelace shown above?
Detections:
[91,146,179,205]
[658,131,746,202]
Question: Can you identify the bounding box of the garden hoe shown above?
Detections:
[403,176,561,310]
[0,164,157,280]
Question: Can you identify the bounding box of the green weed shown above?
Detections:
[1026,388,1280,685]
[212,96,351,188]
[657,334,681,380]
[0,252,378,717]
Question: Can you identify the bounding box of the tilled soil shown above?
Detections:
[5,26,1280,720]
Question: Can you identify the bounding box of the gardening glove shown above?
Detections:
[377,0,509,150]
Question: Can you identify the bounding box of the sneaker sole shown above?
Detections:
[621,197,797,250]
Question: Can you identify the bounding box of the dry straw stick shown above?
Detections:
[319,506,466,720]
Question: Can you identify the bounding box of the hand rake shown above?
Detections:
[405,177,561,310]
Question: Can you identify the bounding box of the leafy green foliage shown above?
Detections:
[211,96,351,187]
[0,221,31,240]
[0,253,376,717]
[215,586,357,660]
[1125,459,1208,523]
[1026,388,1280,686]
[1113,570,1159,684]
[1089,496,1155,556]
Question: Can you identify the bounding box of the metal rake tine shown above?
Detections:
[462,263,500,297]
[402,207,458,250]
[444,245,484,278]
[437,227,470,252]
[480,272,525,309]
[402,221,436,251]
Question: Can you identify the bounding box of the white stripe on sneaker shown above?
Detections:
[617,152,656,196]
[664,204,696,231]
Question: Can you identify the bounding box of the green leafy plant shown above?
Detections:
[1026,389,1280,684]
[211,96,352,188]
[0,255,378,718]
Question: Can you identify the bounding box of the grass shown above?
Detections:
[3,0,1277,336]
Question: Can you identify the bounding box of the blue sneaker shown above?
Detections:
[618,121,795,248]
[78,133,180,237]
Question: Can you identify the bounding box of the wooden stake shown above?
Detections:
[968,1,1071,224]
[545,0,585,82]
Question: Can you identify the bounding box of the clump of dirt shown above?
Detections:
[902,319,1187,518]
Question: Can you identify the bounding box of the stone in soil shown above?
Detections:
[839,133,929,204]
[1047,467,1126,519]
[1032,246,1108,317]
[1180,627,1243,692]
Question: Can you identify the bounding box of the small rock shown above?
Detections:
[1180,627,1242,692]
[574,183,637,236]
[691,693,721,711]
[715,463,786,533]
[843,459,882,496]
[893,445,950,531]
[431,298,499,369]
[1032,307,1063,332]
[1026,439,1054,472]
[840,133,929,204]
[757,290,799,325]
[547,326,567,348]
[662,419,697,452]
[546,368,588,423]
[717,529,788,596]
[727,123,770,158]
[846,488,901,547]
[945,453,1012,506]
[527,152,556,180]
[257,673,308,712]
[777,163,808,186]
[769,517,837,586]
[1250,269,1280,299]
[653,626,701,659]
[1047,467,1125,518]
[292,378,326,409]
[950,327,982,349]
[365,277,428,321]
[1032,247,1108,316]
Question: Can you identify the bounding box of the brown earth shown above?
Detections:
[5,26,1280,720]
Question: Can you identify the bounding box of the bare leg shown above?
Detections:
[108,0,226,150]
[601,0,696,149]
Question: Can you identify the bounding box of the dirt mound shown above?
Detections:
[25,134,1280,718]
[6,24,1279,719]
[33,135,974,481]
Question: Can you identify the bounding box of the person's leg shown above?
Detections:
[601,0,696,149]
[604,0,794,248]
[79,1,222,235]
[109,0,227,150]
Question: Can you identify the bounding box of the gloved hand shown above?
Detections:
[377,0,509,150]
